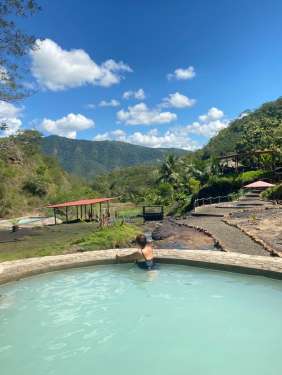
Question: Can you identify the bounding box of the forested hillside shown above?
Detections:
[199,97,282,159]
[41,135,188,180]
[0,132,92,217]
[92,164,159,203]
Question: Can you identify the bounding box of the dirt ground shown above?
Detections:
[225,208,282,255]
[0,222,99,261]
[143,219,216,250]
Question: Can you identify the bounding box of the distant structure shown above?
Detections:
[217,149,279,174]
[47,198,114,225]
[243,180,275,190]
[142,205,164,221]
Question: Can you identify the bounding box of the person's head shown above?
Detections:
[135,234,147,249]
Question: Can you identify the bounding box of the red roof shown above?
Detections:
[47,197,114,209]
[244,180,275,189]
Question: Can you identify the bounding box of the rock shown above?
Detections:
[152,221,177,240]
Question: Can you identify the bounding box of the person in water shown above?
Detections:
[116,234,157,270]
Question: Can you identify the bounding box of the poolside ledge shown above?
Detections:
[1,249,282,285]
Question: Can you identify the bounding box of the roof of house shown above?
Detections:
[47,197,114,209]
[243,180,275,189]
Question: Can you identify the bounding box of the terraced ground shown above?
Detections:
[179,216,268,256]
[179,192,277,257]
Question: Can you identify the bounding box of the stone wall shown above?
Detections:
[1,249,282,285]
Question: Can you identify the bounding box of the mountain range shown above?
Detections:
[41,136,188,180]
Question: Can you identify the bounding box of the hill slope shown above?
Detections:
[200,97,282,159]
[0,132,91,217]
[41,136,188,180]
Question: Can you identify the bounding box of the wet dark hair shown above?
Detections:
[135,234,147,248]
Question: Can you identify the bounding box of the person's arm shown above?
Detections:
[116,250,142,263]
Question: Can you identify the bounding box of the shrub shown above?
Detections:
[198,176,239,198]
[189,178,201,194]
[261,184,282,201]
[23,177,48,197]
[236,170,268,186]
[74,222,141,250]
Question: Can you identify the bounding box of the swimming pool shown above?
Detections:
[17,217,45,225]
[1,264,282,375]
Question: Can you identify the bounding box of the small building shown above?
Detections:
[243,180,275,190]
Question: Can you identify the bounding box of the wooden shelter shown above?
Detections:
[47,198,114,225]
[217,149,278,173]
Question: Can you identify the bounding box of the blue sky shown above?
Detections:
[1,0,282,149]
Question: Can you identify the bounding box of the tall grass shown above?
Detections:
[73,222,141,251]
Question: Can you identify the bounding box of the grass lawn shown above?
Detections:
[117,207,142,218]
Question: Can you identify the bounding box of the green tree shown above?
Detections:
[158,154,180,187]
[0,0,40,106]
[235,116,281,169]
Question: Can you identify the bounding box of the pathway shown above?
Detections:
[178,216,269,256]
[180,192,275,256]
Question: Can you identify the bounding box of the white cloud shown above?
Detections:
[99,99,120,107]
[0,101,23,136]
[94,129,126,142]
[188,120,228,137]
[122,88,146,100]
[86,103,96,109]
[167,66,195,81]
[161,92,196,108]
[30,39,132,91]
[186,107,229,137]
[93,133,109,141]
[94,128,198,150]
[41,113,94,139]
[111,129,126,138]
[198,107,224,122]
[94,106,229,149]
[117,103,177,125]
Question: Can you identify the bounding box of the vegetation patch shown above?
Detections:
[261,184,282,201]
[236,170,270,185]
[74,222,141,251]
[0,131,94,218]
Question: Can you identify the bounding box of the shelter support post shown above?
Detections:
[99,202,102,226]
[53,208,57,225]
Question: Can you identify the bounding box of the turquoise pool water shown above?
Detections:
[1,264,282,375]
[17,217,44,225]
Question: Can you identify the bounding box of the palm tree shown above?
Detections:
[158,155,180,187]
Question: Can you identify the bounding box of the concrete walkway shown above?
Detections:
[193,192,274,217]
[179,216,269,256]
[184,193,275,256]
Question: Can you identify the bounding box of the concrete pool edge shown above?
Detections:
[1,249,282,285]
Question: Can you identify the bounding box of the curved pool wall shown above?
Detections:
[1,249,282,285]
